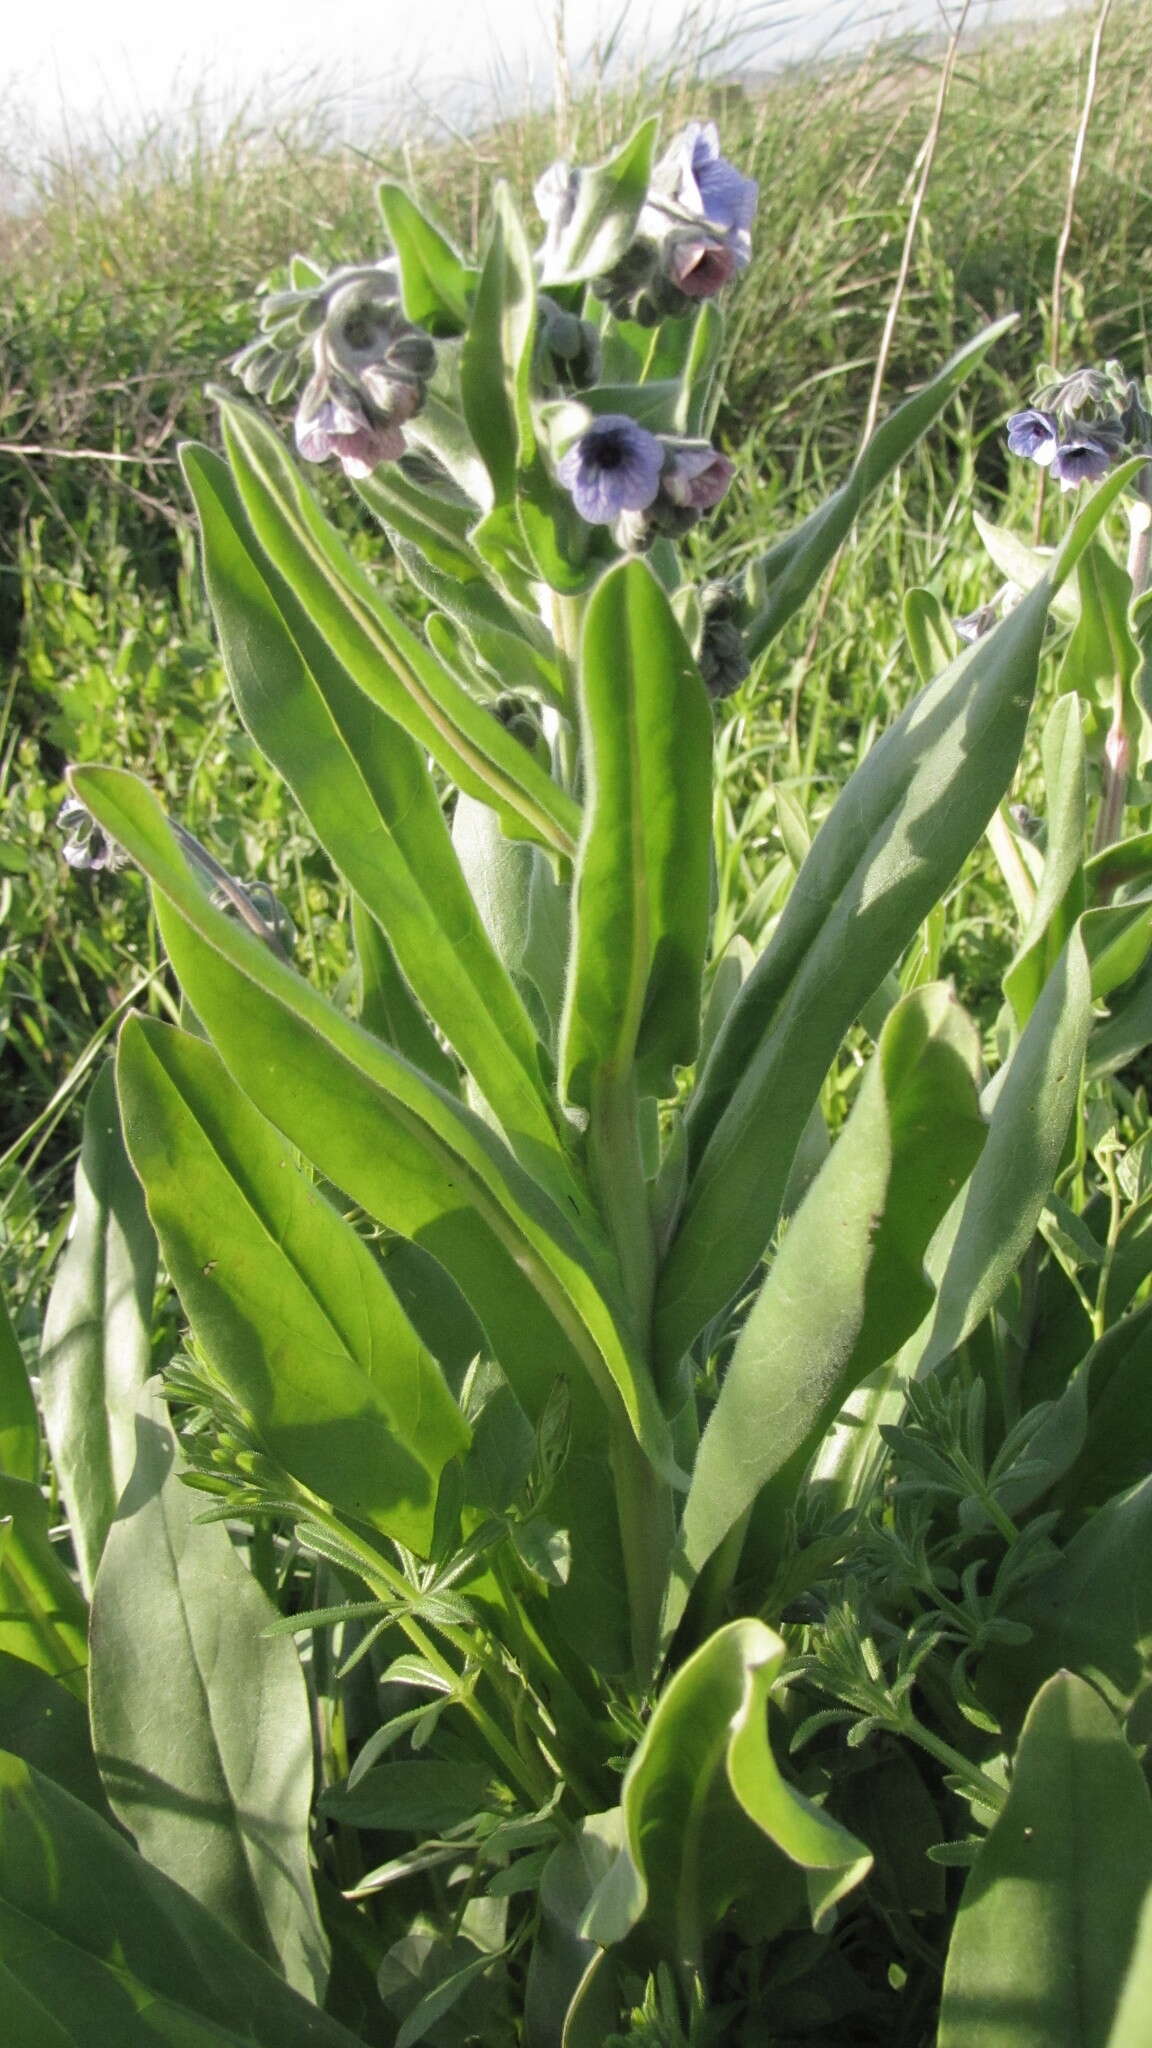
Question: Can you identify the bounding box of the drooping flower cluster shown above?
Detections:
[233,261,437,479]
[535,120,758,328]
[555,414,734,547]
[1006,361,1152,493]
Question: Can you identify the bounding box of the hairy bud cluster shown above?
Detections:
[233,261,436,478]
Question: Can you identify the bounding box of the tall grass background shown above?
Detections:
[3,0,1151,1322]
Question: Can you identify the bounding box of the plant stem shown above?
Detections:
[306,1510,553,1808]
[906,1721,1007,1817]
[1093,498,1151,857]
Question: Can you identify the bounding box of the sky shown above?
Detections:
[3,0,1072,151]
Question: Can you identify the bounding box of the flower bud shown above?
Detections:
[697,582,750,699]
[537,296,602,391]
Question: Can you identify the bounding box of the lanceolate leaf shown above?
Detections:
[562,559,712,1107]
[745,318,1019,658]
[89,1386,329,2000]
[377,182,476,334]
[0,1751,361,2047]
[581,1619,869,1964]
[71,770,672,1488]
[38,1062,156,1596]
[656,468,1134,1370]
[671,986,985,1619]
[116,1018,470,1552]
[183,444,560,1167]
[916,927,1093,1377]
[539,119,658,286]
[214,396,580,859]
[460,184,537,506]
[939,1673,1152,2048]
[1003,694,1086,1029]
[351,899,461,1093]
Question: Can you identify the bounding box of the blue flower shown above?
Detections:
[556,416,665,524]
[644,121,758,277]
[1006,409,1059,466]
[1050,434,1118,492]
[687,124,759,243]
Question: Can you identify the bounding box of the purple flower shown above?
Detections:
[292,278,435,480]
[690,125,758,241]
[556,415,664,524]
[662,444,735,510]
[665,234,738,300]
[294,393,407,479]
[646,120,758,273]
[1050,434,1118,492]
[1006,409,1059,465]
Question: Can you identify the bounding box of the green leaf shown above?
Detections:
[581,1619,870,1964]
[0,1476,87,1699]
[183,443,562,1168]
[561,559,712,1107]
[377,183,476,334]
[320,1760,501,1833]
[658,557,1046,1369]
[539,119,658,286]
[916,928,1093,1377]
[352,899,461,1093]
[452,792,570,1044]
[72,771,673,1496]
[979,1475,1152,1729]
[117,1019,469,1550]
[0,1650,111,1819]
[903,586,956,685]
[89,1385,329,1999]
[939,1672,1152,2048]
[1053,1302,1152,1517]
[212,399,580,858]
[524,1813,625,2048]
[460,184,537,506]
[355,459,483,574]
[1108,1891,1152,2048]
[745,319,1019,658]
[671,985,985,1616]
[0,1287,38,1485]
[1003,695,1087,1029]
[1056,539,1139,736]
[660,460,1134,1371]
[39,1063,156,1595]
[0,1750,362,2046]
[973,511,1080,620]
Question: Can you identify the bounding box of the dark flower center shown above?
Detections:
[588,427,630,471]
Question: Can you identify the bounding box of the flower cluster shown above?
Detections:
[294,276,436,479]
[233,261,437,480]
[536,121,758,327]
[555,414,734,547]
[1006,361,1152,493]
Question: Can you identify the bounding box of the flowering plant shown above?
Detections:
[8,117,1152,2048]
